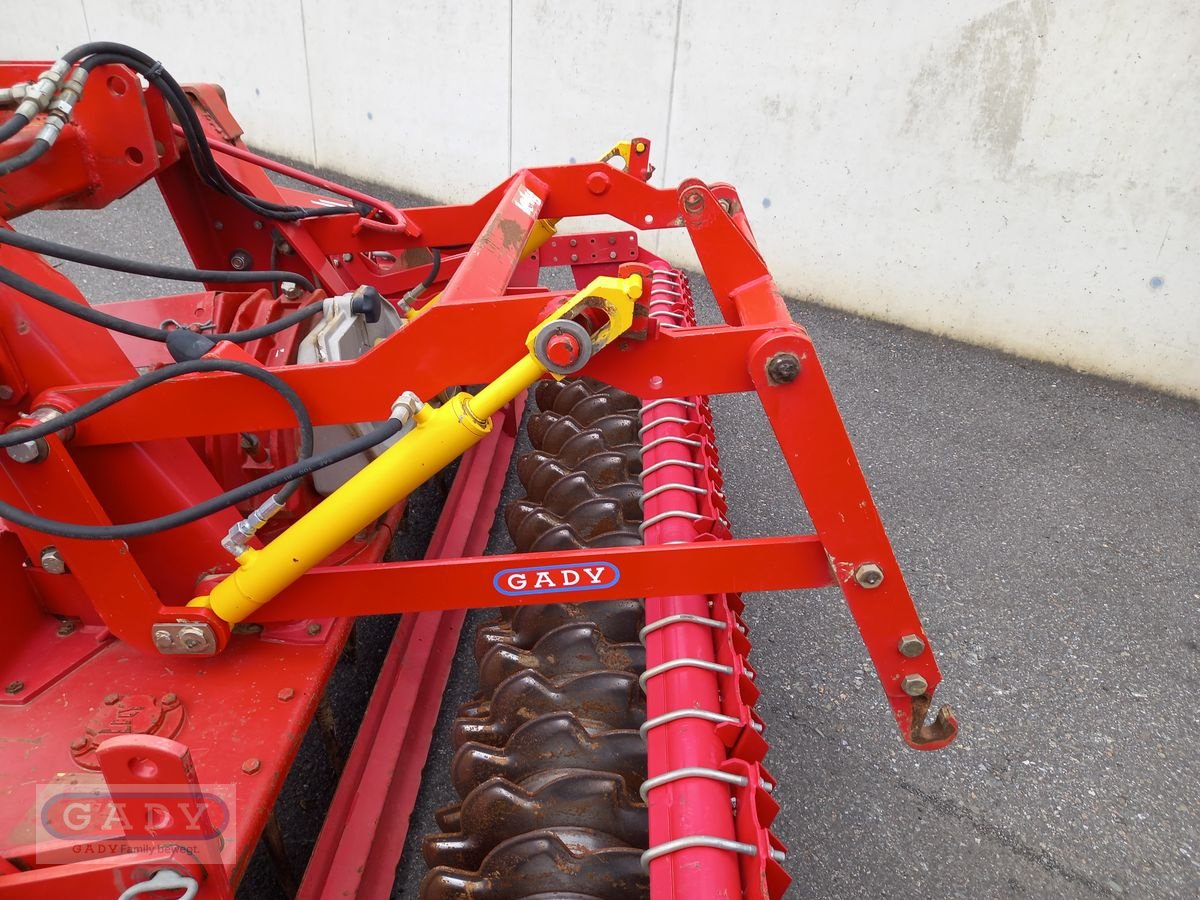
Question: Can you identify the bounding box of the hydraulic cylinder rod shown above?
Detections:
[190,271,643,624]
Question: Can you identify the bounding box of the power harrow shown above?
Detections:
[0,43,957,899]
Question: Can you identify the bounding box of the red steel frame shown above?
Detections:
[0,61,956,898]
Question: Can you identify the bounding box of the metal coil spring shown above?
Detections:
[637,265,758,874]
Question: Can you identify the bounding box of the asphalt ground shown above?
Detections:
[16,170,1199,900]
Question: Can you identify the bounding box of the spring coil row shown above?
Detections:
[636,267,776,875]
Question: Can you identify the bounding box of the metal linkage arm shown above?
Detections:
[187,268,647,631]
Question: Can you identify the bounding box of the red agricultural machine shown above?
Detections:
[0,43,956,899]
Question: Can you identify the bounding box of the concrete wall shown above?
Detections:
[3,1,1197,397]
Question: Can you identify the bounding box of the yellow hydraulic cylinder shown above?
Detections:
[190,271,643,625]
[193,394,489,623]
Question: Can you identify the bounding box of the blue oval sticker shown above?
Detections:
[493,561,620,597]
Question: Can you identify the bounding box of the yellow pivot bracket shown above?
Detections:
[189,271,644,626]
[519,138,646,259]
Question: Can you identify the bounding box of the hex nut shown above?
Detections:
[6,436,47,464]
[102,692,120,706]
[766,352,801,385]
[901,673,929,697]
[39,547,67,575]
[242,757,261,775]
[898,634,926,658]
[152,629,174,650]
[853,563,885,589]
[279,281,304,301]
[4,681,24,695]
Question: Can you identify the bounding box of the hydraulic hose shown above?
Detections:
[0,227,314,291]
[75,46,350,221]
[1,356,313,498]
[0,419,401,539]
[0,139,49,176]
[0,263,169,342]
[0,263,324,344]
[0,355,344,538]
[0,41,351,220]
[0,113,28,144]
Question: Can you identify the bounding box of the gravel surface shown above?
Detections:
[15,170,1198,900]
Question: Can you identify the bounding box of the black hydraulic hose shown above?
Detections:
[0,263,325,344]
[0,355,361,539]
[0,418,401,539]
[0,138,50,176]
[0,227,315,290]
[422,248,442,290]
[76,46,351,221]
[0,113,29,145]
[0,263,168,342]
[209,301,325,343]
[0,356,313,500]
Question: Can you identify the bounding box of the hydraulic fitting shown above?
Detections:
[12,59,71,121]
[221,495,287,558]
[218,392,425,559]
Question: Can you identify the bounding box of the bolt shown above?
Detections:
[586,171,610,195]
[545,332,582,368]
[608,250,617,260]
[306,622,322,636]
[6,435,47,464]
[228,250,252,270]
[765,351,801,385]
[342,252,354,263]
[57,620,76,637]
[5,680,24,694]
[853,562,885,589]
[0,385,13,401]
[608,236,616,245]
[569,239,577,247]
[103,692,120,705]
[682,190,705,213]
[901,673,929,697]
[569,253,579,263]
[898,634,926,658]
[178,626,207,651]
[241,757,261,775]
[279,281,304,301]
[160,692,179,708]
[39,547,67,575]
[70,736,90,753]
[635,141,647,153]
[152,629,174,650]
[253,220,264,230]
[277,687,295,702]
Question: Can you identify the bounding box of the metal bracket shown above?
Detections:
[151,621,218,655]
